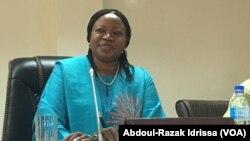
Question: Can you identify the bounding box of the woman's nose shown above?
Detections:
[103,33,113,40]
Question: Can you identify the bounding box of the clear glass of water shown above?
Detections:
[35,114,58,141]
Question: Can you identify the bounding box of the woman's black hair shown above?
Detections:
[87,9,134,82]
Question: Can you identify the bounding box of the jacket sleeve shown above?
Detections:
[32,62,70,140]
[140,68,167,118]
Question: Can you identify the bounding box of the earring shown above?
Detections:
[122,49,126,54]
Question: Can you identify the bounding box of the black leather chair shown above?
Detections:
[1,56,70,141]
[175,99,229,117]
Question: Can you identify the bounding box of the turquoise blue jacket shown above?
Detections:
[33,56,166,140]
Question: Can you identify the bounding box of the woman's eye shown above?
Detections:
[113,31,123,36]
[96,29,105,33]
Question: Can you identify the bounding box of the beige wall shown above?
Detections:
[0,0,57,139]
[57,0,102,55]
[1,0,250,138]
[0,0,102,138]
[104,0,250,115]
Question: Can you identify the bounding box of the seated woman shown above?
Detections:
[223,79,250,117]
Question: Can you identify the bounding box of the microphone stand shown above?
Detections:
[89,68,103,141]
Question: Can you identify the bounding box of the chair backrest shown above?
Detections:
[175,99,229,117]
[1,56,70,141]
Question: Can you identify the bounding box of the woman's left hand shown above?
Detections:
[100,127,119,141]
[90,127,119,141]
[63,132,91,141]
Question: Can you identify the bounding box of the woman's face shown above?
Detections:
[89,13,127,63]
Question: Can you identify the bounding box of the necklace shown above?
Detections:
[96,62,119,85]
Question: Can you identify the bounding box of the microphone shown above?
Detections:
[89,68,103,141]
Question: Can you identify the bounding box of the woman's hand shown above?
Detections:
[63,132,91,141]
[100,127,119,141]
[64,127,118,141]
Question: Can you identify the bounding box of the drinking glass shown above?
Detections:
[35,114,58,141]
